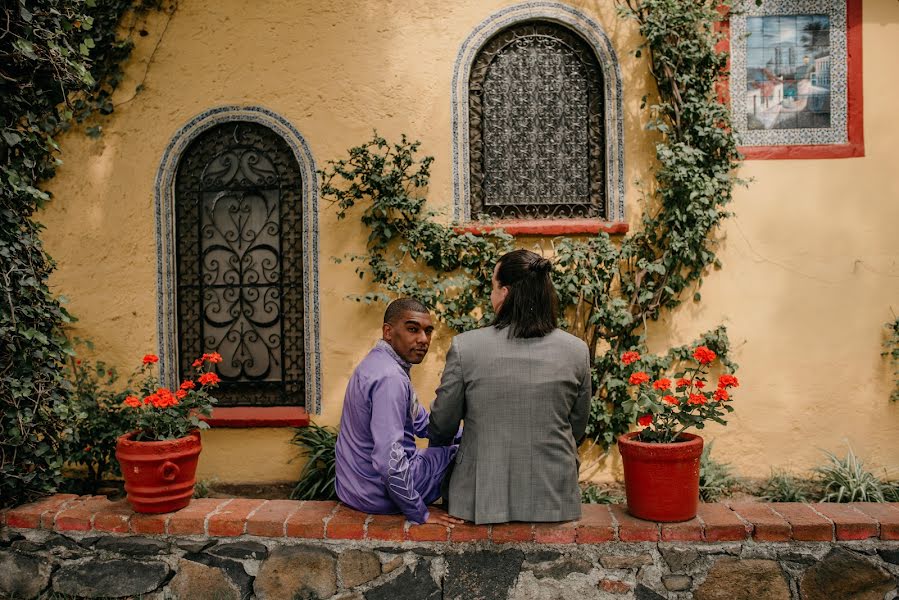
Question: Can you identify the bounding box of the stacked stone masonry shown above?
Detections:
[1,495,897,599]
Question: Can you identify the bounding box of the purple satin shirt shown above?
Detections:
[335,341,456,524]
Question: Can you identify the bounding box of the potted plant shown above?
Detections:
[617,346,739,522]
[115,352,220,513]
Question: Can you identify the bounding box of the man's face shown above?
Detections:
[383,310,434,364]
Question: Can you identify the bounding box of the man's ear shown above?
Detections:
[382,322,392,342]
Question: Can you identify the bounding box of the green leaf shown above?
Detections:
[14,39,38,60]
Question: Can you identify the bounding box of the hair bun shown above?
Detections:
[532,257,552,274]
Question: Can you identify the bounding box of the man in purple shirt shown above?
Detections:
[335,298,462,526]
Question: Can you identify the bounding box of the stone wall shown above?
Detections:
[2,495,898,599]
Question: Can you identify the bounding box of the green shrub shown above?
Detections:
[815,447,893,503]
[60,344,134,494]
[699,442,737,502]
[290,422,338,501]
[581,484,623,504]
[758,469,816,503]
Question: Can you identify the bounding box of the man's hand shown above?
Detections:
[425,507,465,527]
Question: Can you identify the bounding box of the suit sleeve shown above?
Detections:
[428,337,465,447]
[569,346,592,444]
[369,376,430,524]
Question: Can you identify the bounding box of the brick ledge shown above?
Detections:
[3,495,898,543]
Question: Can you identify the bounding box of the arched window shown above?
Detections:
[174,122,305,406]
[469,20,606,220]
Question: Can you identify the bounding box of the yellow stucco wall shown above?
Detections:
[38,0,899,484]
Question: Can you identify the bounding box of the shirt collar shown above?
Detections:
[376,339,412,373]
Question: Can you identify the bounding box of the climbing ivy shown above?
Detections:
[321,0,744,448]
[1,0,164,507]
[885,316,899,403]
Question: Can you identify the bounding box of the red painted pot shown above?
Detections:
[618,431,703,522]
[115,429,202,514]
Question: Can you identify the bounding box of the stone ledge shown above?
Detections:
[4,495,899,544]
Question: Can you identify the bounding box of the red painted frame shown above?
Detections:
[455,219,629,237]
[201,406,310,428]
[724,0,864,160]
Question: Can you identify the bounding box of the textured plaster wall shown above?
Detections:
[37,0,899,483]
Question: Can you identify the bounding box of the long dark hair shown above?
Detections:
[492,249,558,338]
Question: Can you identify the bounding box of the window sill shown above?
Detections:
[200,406,310,428]
[454,219,629,236]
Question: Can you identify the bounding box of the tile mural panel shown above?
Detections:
[730,0,848,147]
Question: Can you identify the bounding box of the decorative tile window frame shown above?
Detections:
[451,2,627,233]
[154,105,322,418]
[727,0,863,159]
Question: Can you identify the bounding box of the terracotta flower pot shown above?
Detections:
[618,431,703,522]
[115,429,202,513]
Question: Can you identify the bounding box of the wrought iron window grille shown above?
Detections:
[174,122,305,407]
[469,21,606,220]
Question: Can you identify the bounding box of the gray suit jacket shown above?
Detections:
[429,326,591,524]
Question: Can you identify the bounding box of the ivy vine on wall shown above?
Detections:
[0,0,165,507]
[885,316,899,403]
[321,0,744,449]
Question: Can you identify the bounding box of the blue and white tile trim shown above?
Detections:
[451,2,626,223]
[154,105,323,414]
[730,0,848,147]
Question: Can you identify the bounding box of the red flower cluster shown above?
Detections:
[717,374,739,389]
[192,352,223,368]
[628,371,650,385]
[198,371,221,386]
[688,393,707,406]
[142,354,159,365]
[621,351,640,365]
[653,378,671,390]
[622,345,738,443]
[142,388,179,409]
[124,395,142,408]
[180,380,196,390]
[692,346,716,365]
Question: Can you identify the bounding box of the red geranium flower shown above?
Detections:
[653,378,671,390]
[628,371,650,386]
[718,374,739,389]
[123,395,142,408]
[180,380,195,390]
[206,352,223,364]
[676,377,692,389]
[637,414,653,427]
[694,380,705,389]
[713,388,729,402]
[688,393,707,405]
[192,357,204,368]
[142,354,159,365]
[198,371,220,386]
[621,351,640,365]
[662,394,678,406]
[693,346,716,365]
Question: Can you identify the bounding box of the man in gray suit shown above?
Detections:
[429,249,591,524]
